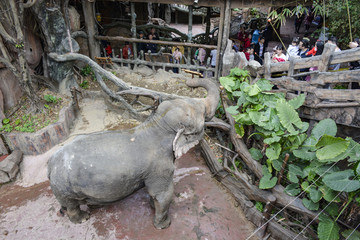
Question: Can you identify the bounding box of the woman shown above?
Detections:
[272,44,287,63]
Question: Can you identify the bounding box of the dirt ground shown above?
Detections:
[0,96,258,240]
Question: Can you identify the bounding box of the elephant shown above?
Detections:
[47,78,219,229]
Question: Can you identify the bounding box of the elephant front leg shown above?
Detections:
[146,178,174,229]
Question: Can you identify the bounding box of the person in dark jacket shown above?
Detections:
[254,36,265,65]
[137,31,147,55]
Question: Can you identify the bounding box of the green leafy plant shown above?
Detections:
[79,80,89,89]
[220,68,360,240]
[80,65,96,80]
[44,95,61,104]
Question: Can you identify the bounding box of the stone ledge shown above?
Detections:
[2,102,76,155]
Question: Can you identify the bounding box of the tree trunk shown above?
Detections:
[31,0,78,94]
[0,0,41,111]
[82,0,100,60]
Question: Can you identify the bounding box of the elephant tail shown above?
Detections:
[186,78,220,121]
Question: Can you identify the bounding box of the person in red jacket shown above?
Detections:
[122,42,133,59]
[243,33,252,50]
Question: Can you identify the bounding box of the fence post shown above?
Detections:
[264,52,271,79]
[318,43,336,72]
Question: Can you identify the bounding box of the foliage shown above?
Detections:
[268,0,360,49]
[80,65,96,80]
[220,68,360,239]
[44,95,61,104]
[79,80,89,89]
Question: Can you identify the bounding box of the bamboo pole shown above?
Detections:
[187,5,193,65]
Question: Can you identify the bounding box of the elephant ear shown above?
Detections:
[173,128,204,159]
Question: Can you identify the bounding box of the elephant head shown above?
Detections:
[153,78,220,158]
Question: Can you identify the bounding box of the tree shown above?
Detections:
[268,0,360,49]
[0,0,78,113]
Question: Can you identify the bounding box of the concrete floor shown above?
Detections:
[0,97,258,240]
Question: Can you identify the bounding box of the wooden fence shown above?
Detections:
[95,35,216,76]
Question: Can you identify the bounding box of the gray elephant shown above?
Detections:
[48,78,219,229]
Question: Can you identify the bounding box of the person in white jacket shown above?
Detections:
[286,37,300,59]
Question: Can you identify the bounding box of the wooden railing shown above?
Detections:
[95,35,216,75]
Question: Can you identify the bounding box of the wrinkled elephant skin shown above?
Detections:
[48,79,219,229]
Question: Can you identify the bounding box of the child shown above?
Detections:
[244,47,254,61]
[287,37,299,59]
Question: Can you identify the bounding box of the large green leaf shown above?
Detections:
[323,169,360,192]
[234,124,244,137]
[249,148,262,161]
[272,159,282,171]
[293,147,316,160]
[219,76,235,92]
[309,186,322,203]
[347,139,360,162]
[284,183,301,196]
[320,185,340,203]
[302,197,319,211]
[276,100,303,134]
[226,106,240,115]
[287,164,303,183]
[288,94,305,109]
[259,174,277,189]
[264,136,281,145]
[256,79,273,91]
[316,135,350,161]
[342,229,360,240]
[234,113,252,125]
[318,215,340,240]
[311,119,337,140]
[259,165,277,189]
[265,143,281,160]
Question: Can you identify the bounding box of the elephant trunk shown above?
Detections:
[186,78,220,121]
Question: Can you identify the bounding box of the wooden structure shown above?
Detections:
[95,56,113,67]
[86,0,309,78]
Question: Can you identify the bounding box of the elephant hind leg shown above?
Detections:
[146,178,174,229]
[52,188,90,224]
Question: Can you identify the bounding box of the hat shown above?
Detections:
[139,31,144,35]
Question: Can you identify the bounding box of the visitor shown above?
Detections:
[272,44,287,63]
[122,42,133,59]
[348,38,360,89]
[349,38,360,70]
[262,21,273,50]
[327,36,341,71]
[149,27,159,40]
[146,34,157,53]
[137,31,147,56]
[298,38,310,58]
[304,7,313,35]
[294,12,304,34]
[172,47,182,73]
[105,42,113,57]
[244,47,255,61]
[254,36,265,65]
[237,26,248,50]
[287,37,299,59]
[252,29,260,44]
[243,33,252,50]
[305,40,324,81]
[197,47,206,66]
[210,47,217,68]
[232,40,239,52]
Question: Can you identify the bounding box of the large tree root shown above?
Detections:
[49,52,189,120]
